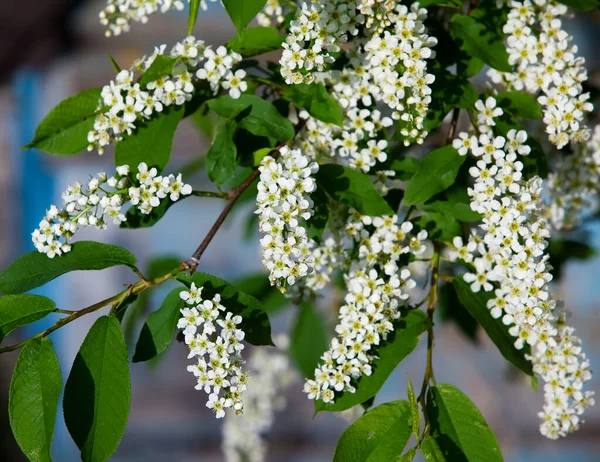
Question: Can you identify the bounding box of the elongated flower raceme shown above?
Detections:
[179,283,249,418]
[451,97,594,439]
[32,163,191,258]
[88,36,246,154]
[256,147,319,290]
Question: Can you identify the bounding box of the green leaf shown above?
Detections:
[333,401,412,462]
[114,104,184,171]
[0,295,56,343]
[423,200,481,223]
[207,120,238,185]
[232,273,288,314]
[227,26,283,57]
[138,55,180,88]
[399,447,418,462]
[496,91,543,119]
[449,15,511,72]
[208,95,295,141]
[404,146,466,205]
[177,272,274,346]
[290,303,329,377]
[222,0,267,32]
[107,54,122,72]
[283,83,344,126]
[557,0,599,10]
[315,164,394,216]
[438,283,478,343]
[427,383,503,462]
[415,212,461,242]
[390,156,420,181]
[9,338,62,462]
[120,194,192,229]
[316,310,428,412]
[421,437,447,462]
[133,288,184,362]
[453,277,533,375]
[25,88,101,155]
[0,241,137,295]
[419,0,463,7]
[188,0,201,35]
[64,315,131,462]
[407,376,420,437]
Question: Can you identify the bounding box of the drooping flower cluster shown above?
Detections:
[256,147,319,289]
[88,36,246,154]
[32,163,191,258]
[451,96,594,438]
[489,0,592,148]
[304,211,427,403]
[100,0,219,36]
[222,335,295,462]
[178,283,248,418]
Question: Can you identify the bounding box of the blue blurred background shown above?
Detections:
[0,1,599,460]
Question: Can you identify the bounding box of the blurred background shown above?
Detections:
[0,1,599,461]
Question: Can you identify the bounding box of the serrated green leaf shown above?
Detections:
[0,295,56,343]
[407,376,420,437]
[227,26,283,57]
[188,0,201,35]
[315,164,394,216]
[9,338,62,462]
[138,55,180,88]
[390,156,420,181]
[25,88,101,155]
[64,315,130,462]
[453,277,533,375]
[208,95,295,141]
[421,436,447,462]
[496,91,543,119]
[222,0,267,32]
[333,401,412,462]
[0,241,137,295]
[557,0,599,10]
[133,288,184,362]
[404,146,466,205]
[177,272,274,346]
[207,120,238,184]
[290,303,328,377]
[114,104,184,171]
[427,384,503,462]
[283,83,344,126]
[316,311,428,413]
[450,15,511,72]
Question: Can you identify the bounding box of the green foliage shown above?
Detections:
[421,436,447,461]
[557,0,599,10]
[427,384,503,462]
[188,0,201,35]
[208,95,295,141]
[177,272,274,346]
[0,242,137,295]
[316,310,429,412]
[25,88,101,155]
[64,315,131,462]
[227,27,283,57]
[404,146,466,205]
[232,273,288,314]
[438,283,478,343]
[9,338,62,462]
[406,376,420,437]
[207,120,239,184]
[415,211,461,242]
[333,401,412,462]
[283,83,344,126]
[399,447,418,462]
[419,0,463,6]
[222,0,268,32]
[315,164,394,216]
[496,91,543,119]
[0,295,56,343]
[449,15,511,72]
[114,104,184,171]
[133,288,184,362]
[138,56,180,87]
[453,278,533,375]
[423,200,481,223]
[390,156,420,181]
[290,303,329,377]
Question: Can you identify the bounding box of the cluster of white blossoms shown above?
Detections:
[451,97,594,438]
[256,147,319,289]
[100,0,219,36]
[32,163,191,258]
[304,211,427,403]
[178,283,249,418]
[546,124,600,229]
[488,0,592,149]
[88,36,246,154]
[257,0,287,27]
[222,335,295,462]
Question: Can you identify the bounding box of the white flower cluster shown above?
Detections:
[257,0,287,27]
[546,124,600,229]
[100,0,219,36]
[256,147,319,289]
[304,211,427,404]
[488,0,592,149]
[451,97,594,438]
[222,335,295,462]
[88,36,246,154]
[178,283,248,418]
[32,163,191,258]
